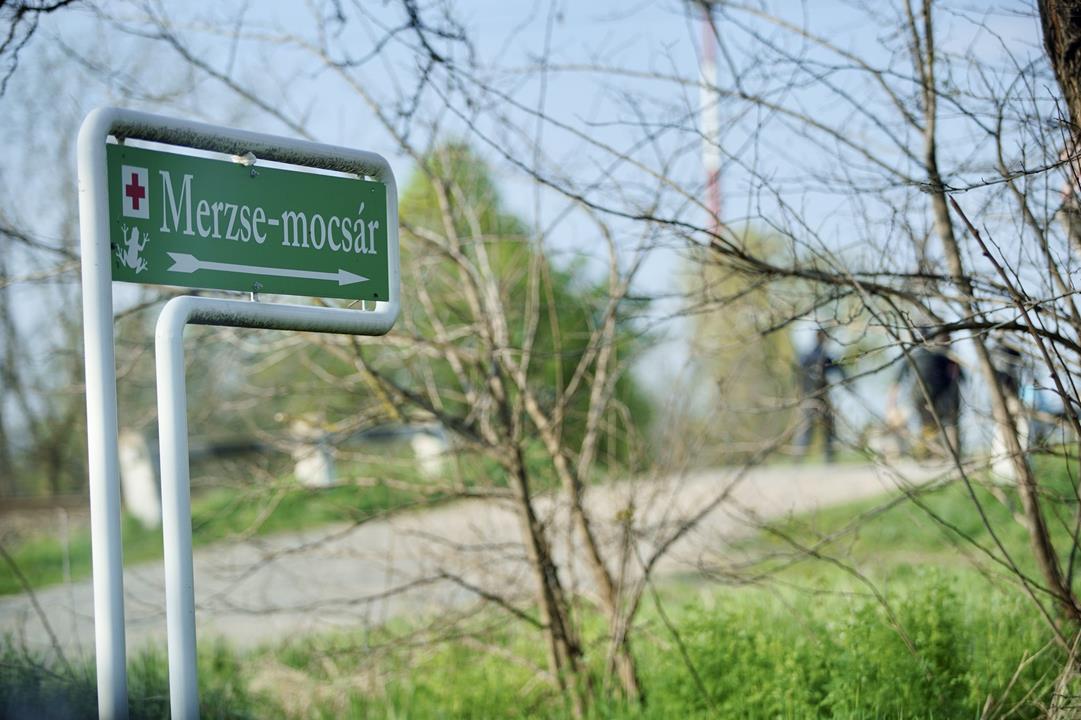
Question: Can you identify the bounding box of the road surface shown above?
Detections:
[0,461,945,656]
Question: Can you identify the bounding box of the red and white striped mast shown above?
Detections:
[699,1,722,234]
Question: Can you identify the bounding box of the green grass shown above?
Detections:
[232,568,1064,719]
[632,572,1064,719]
[0,639,266,719]
[3,571,1065,719]
[741,452,1081,588]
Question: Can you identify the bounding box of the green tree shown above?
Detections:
[685,233,798,463]
[397,142,652,468]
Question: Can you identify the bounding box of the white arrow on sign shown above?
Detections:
[166,252,368,286]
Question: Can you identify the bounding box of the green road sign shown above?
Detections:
[106,144,390,301]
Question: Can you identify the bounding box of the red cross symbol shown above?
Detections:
[125,172,146,210]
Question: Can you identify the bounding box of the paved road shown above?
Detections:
[0,461,944,657]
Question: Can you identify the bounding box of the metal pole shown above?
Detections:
[155,299,199,720]
[78,107,129,720]
[155,294,400,719]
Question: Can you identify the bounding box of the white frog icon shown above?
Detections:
[117,224,150,274]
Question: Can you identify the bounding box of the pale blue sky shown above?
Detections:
[0,0,1054,446]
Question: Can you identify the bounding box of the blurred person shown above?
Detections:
[794,329,846,462]
[1022,379,1079,448]
[888,328,964,459]
[990,343,1027,482]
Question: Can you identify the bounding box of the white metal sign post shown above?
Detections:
[78,107,399,720]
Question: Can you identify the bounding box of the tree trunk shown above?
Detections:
[0,397,12,498]
[1039,0,1081,135]
[1039,0,1081,253]
[508,453,589,717]
[550,448,642,701]
[920,0,1081,623]
[489,364,590,716]
[0,257,18,497]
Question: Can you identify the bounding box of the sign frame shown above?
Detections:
[105,142,393,301]
[78,107,399,720]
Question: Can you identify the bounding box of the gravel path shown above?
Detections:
[0,461,944,656]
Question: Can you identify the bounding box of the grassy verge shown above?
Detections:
[247,570,1065,719]
[632,573,1062,719]
[3,570,1064,719]
[743,452,1081,587]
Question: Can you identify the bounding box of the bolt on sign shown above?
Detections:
[107,144,390,301]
